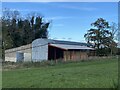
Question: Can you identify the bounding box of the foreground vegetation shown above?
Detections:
[2,58,118,88]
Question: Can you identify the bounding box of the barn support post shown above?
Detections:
[72,50,74,60]
[64,51,66,62]
[73,50,74,60]
[79,50,81,60]
[54,48,57,63]
[70,51,71,60]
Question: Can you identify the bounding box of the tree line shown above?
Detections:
[2,8,50,50]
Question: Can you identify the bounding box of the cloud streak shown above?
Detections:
[2,8,43,12]
[4,7,96,12]
[45,16,74,20]
[57,5,97,11]
[53,24,64,27]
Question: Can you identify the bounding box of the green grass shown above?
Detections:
[2,58,118,88]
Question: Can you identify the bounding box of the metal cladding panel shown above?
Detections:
[32,39,48,62]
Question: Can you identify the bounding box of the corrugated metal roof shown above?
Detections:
[34,39,93,47]
[50,44,94,50]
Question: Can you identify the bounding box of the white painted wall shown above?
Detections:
[5,57,16,62]
[24,53,31,62]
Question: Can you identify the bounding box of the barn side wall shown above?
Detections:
[63,50,88,61]
[5,52,16,62]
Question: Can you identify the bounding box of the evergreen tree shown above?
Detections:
[84,18,117,56]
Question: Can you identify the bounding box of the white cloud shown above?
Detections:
[80,7,97,11]
[2,8,42,12]
[58,5,97,11]
[53,24,64,27]
[45,16,73,20]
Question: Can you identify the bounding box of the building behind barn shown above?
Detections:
[5,39,95,62]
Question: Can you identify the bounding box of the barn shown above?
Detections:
[32,39,95,62]
[5,39,95,62]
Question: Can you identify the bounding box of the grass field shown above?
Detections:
[2,58,118,88]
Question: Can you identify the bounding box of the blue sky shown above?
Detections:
[2,2,118,42]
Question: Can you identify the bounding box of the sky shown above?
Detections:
[2,2,118,42]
